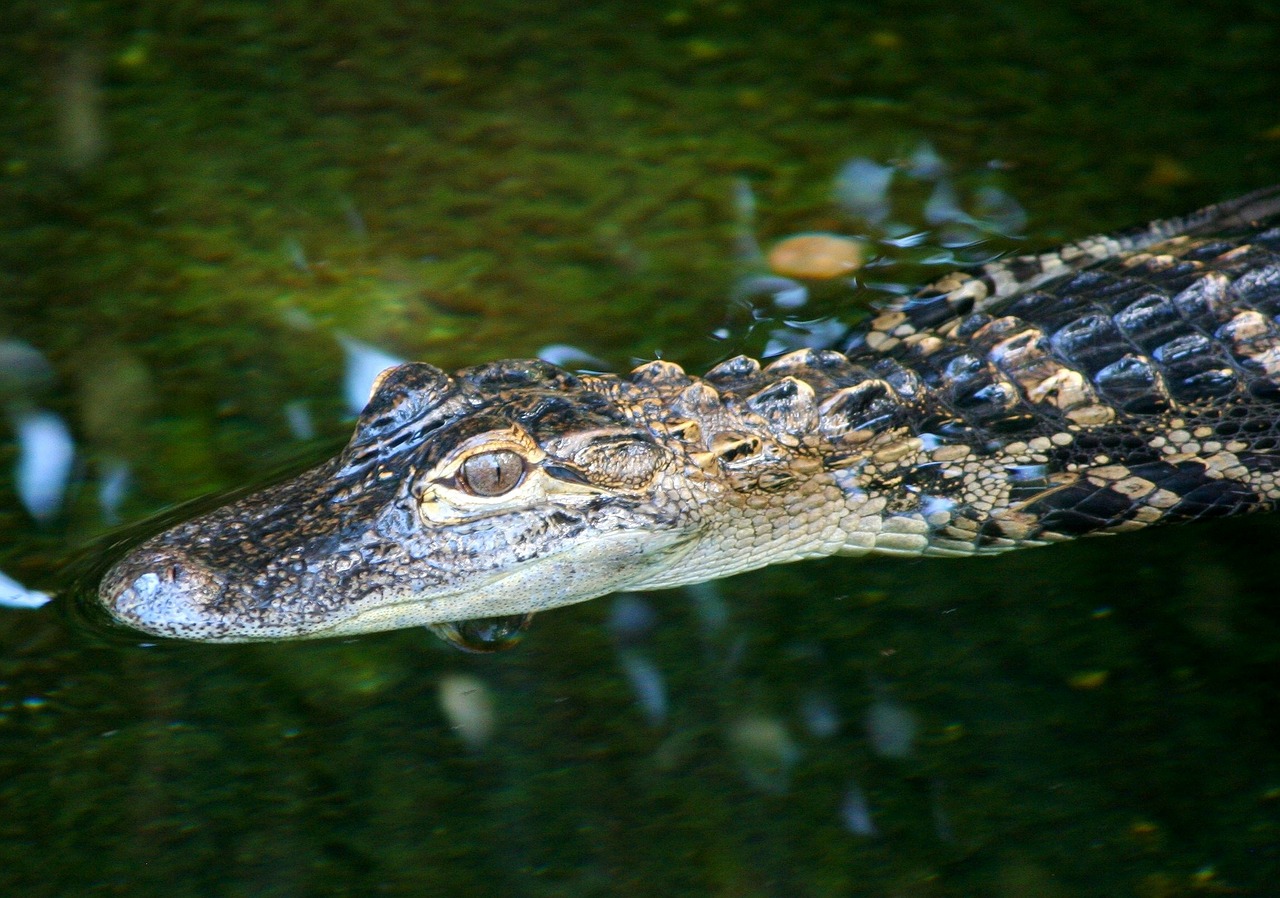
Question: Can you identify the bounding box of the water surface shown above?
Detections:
[1,1,1278,895]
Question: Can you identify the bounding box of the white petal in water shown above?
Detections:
[12,409,75,523]
[536,344,608,369]
[799,690,841,738]
[618,648,667,726]
[841,782,878,837]
[339,336,406,415]
[866,697,920,759]
[972,185,1028,236]
[0,569,51,609]
[0,340,55,397]
[437,673,496,750]
[728,714,800,794]
[906,141,947,181]
[608,593,657,643]
[97,457,131,525]
[686,581,728,635]
[731,176,765,265]
[832,157,894,224]
[924,179,970,226]
[283,400,315,441]
[730,274,809,311]
[762,317,847,357]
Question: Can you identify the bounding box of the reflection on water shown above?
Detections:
[1,0,1279,894]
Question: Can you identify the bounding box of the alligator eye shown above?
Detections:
[458,450,526,496]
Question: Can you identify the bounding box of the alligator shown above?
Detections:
[100,186,1280,650]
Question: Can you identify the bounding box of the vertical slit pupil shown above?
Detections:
[461,450,525,496]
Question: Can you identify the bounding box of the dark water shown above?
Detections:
[2,1,1279,895]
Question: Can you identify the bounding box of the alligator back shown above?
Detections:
[684,185,1280,558]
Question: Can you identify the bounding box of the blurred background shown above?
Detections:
[1,1,1278,895]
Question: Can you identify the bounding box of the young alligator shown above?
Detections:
[100,186,1280,649]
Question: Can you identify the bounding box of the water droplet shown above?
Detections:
[97,457,130,525]
[283,400,315,440]
[730,274,809,310]
[536,343,609,369]
[1006,463,1049,483]
[972,185,1027,235]
[906,141,946,181]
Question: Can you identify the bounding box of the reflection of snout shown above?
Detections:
[101,548,230,640]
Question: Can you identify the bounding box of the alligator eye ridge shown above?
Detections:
[458,449,526,496]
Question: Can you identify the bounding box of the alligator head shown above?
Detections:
[100,359,710,646]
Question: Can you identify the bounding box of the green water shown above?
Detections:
[2,1,1279,895]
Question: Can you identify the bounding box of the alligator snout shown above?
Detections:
[101,547,233,641]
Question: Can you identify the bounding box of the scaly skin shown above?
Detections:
[100,187,1280,646]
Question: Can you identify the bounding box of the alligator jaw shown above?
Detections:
[100,485,700,643]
